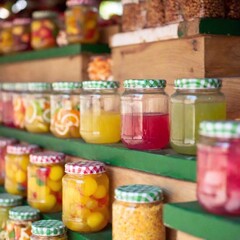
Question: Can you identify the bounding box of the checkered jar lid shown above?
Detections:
[31,220,66,236]
[67,0,97,6]
[65,160,106,174]
[2,83,15,91]
[30,151,65,164]
[115,184,163,203]
[9,206,40,221]
[175,78,222,89]
[7,144,40,155]
[52,82,82,91]
[14,83,28,92]
[28,82,52,91]
[82,81,119,89]
[0,138,17,148]
[32,11,58,19]
[0,193,22,207]
[124,79,166,89]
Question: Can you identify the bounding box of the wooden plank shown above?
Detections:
[176,231,202,240]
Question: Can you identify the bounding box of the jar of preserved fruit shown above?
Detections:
[113,184,165,240]
[28,151,65,213]
[63,160,109,232]
[5,144,40,196]
[121,79,169,150]
[25,83,51,133]
[170,78,226,155]
[80,81,120,144]
[51,82,81,138]
[0,83,3,123]
[7,206,40,240]
[0,21,13,54]
[164,0,182,24]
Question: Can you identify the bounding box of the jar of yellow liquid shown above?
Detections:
[80,81,121,144]
[63,160,109,233]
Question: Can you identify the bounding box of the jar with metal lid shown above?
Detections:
[170,78,226,155]
[63,160,109,232]
[80,81,121,144]
[5,144,40,196]
[0,21,13,54]
[31,220,67,240]
[6,206,40,240]
[28,151,65,213]
[121,79,169,150]
[113,184,165,240]
[31,11,59,50]
[50,82,81,138]
[25,83,51,133]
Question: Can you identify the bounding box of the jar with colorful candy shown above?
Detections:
[25,83,51,133]
[0,83,3,123]
[63,161,109,232]
[5,144,40,196]
[0,21,13,54]
[28,151,65,213]
[50,82,81,138]
[121,79,169,150]
[170,78,226,155]
[80,81,121,144]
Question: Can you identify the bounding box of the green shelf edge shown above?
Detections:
[0,126,196,182]
[164,201,240,240]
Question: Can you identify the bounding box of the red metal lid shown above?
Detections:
[7,144,40,155]
[67,0,97,6]
[30,151,65,164]
[0,138,17,148]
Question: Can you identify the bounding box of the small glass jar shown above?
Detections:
[25,83,51,133]
[6,206,40,240]
[31,220,67,240]
[5,144,40,196]
[0,21,13,54]
[113,184,165,240]
[28,151,65,213]
[121,79,169,150]
[170,78,226,155]
[63,160,109,233]
[65,0,99,44]
[80,81,121,144]
[31,11,59,50]
[50,82,81,138]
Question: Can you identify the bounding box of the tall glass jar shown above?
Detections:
[63,160,109,232]
[51,82,81,138]
[170,78,226,155]
[80,81,121,144]
[0,21,13,54]
[28,151,65,213]
[25,83,51,133]
[121,79,169,150]
[5,144,40,196]
[113,184,165,240]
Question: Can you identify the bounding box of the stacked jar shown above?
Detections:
[0,21,13,54]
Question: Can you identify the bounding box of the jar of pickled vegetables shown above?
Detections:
[121,79,169,150]
[28,151,65,213]
[5,144,40,196]
[80,81,121,144]
[65,0,99,44]
[7,206,40,240]
[113,184,165,240]
[25,83,51,133]
[170,78,226,155]
[0,21,13,54]
[51,82,81,138]
[31,11,59,50]
[63,160,109,232]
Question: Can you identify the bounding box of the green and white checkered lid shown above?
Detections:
[32,220,66,236]
[82,81,119,89]
[9,206,40,221]
[14,83,28,92]
[33,11,58,19]
[175,78,222,89]
[52,82,82,91]
[28,83,52,91]
[115,184,163,203]
[124,79,166,89]
[0,193,22,207]
[2,83,16,91]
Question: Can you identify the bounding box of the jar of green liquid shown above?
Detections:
[170,78,226,155]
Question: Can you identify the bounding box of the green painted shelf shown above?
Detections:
[0,126,196,182]
[164,201,240,240]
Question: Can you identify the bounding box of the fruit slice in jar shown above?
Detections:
[25,101,39,123]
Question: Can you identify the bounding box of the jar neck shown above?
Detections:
[176,88,221,94]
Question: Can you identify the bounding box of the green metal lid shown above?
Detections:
[115,184,163,203]
[124,79,166,89]
[175,78,222,89]
[52,82,82,91]
[9,206,40,221]
[82,81,119,89]
[32,11,58,19]
[28,82,52,92]
[2,83,15,91]
[14,83,28,92]
[0,193,22,207]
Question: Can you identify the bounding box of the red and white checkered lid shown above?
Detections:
[7,144,40,155]
[0,138,17,148]
[30,151,65,164]
[65,160,106,175]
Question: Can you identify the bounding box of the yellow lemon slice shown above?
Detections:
[61,113,79,127]
[25,101,37,124]
[43,109,50,123]
[54,122,69,136]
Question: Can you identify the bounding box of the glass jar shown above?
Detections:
[7,206,40,240]
[0,21,13,54]
[0,83,3,123]
[28,151,65,213]
[63,160,109,232]
[31,11,59,50]
[164,0,182,24]
[25,83,51,133]
[121,79,169,150]
[50,82,81,138]
[31,220,67,240]
[112,184,165,240]
[5,144,40,196]
[170,78,226,155]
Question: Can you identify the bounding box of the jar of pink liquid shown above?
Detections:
[197,121,240,215]
[121,79,169,150]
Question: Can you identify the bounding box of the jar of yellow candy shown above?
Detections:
[5,144,40,196]
[63,160,109,232]
[0,21,13,54]
[25,83,51,133]
[28,151,65,213]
